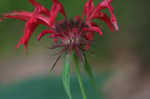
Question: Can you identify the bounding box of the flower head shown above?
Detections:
[1,1,119,98]
[2,0,118,59]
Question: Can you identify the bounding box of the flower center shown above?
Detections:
[52,19,88,50]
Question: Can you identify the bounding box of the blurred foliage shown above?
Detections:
[0,73,109,99]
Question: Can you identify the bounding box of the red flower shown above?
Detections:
[2,0,118,57]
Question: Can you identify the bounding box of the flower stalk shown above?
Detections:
[73,52,87,99]
[62,52,73,99]
[83,53,97,90]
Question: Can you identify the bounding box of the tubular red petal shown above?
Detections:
[17,17,39,50]
[4,12,30,21]
[29,0,50,16]
[75,16,81,21]
[92,12,114,32]
[38,30,55,40]
[86,32,94,40]
[83,0,95,20]
[49,0,67,26]
[50,33,63,38]
[90,22,99,27]
[4,11,50,26]
[89,0,119,31]
[29,0,40,6]
[102,0,119,31]
[105,0,119,31]
[95,0,113,11]
[52,0,66,17]
[16,5,50,50]
[91,26,103,36]
[49,7,60,26]
[113,21,119,31]
[84,26,103,36]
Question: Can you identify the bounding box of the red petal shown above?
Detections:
[49,33,63,38]
[95,0,113,11]
[90,22,99,27]
[90,0,119,31]
[4,11,50,26]
[49,0,67,26]
[16,18,39,53]
[49,7,60,26]
[29,0,50,16]
[84,26,103,36]
[2,0,52,54]
[38,29,55,40]
[83,0,95,19]
[75,16,81,21]
[86,32,94,40]
[104,0,119,31]
[52,0,66,17]
[113,21,119,31]
[92,12,114,32]
[16,8,41,50]
[4,12,30,21]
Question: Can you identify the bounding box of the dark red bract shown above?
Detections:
[2,0,119,58]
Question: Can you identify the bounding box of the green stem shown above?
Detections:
[73,54,87,99]
[62,52,73,99]
[83,53,98,91]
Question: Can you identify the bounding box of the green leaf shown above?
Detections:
[73,53,87,99]
[62,52,73,99]
[83,53,97,90]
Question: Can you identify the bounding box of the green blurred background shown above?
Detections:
[0,0,150,99]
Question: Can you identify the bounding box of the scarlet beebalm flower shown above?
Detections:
[2,0,118,60]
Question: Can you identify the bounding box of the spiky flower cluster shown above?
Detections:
[1,1,119,99]
[2,0,118,60]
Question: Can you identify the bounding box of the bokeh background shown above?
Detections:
[0,0,150,99]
